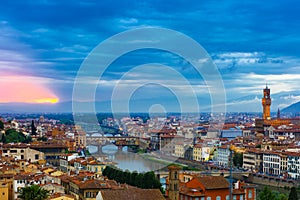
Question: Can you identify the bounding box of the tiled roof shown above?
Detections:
[72,179,112,189]
[100,188,165,200]
[0,174,13,178]
[49,193,75,199]
[196,176,229,190]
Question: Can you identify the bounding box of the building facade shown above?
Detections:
[263,152,281,176]
[217,146,230,167]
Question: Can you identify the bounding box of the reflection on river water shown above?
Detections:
[88,144,166,173]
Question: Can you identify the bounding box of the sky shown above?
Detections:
[1,0,300,113]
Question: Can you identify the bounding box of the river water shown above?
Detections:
[88,144,166,173]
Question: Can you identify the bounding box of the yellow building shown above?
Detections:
[193,144,210,162]
[0,181,9,200]
[87,162,106,175]
[0,174,13,200]
[174,143,184,158]
[69,179,112,200]
[193,144,202,162]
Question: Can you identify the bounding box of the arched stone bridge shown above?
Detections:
[86,136,140,150]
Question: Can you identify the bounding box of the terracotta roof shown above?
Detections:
[71,179,113,189]
[0,174,13,178]
[100,188,165,200]
[194,144,202,148]
[49,192,75,199]
[233,189,245,195]
[14,173,34,180]
[196,176,229,190]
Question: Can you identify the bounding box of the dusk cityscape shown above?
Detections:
[1,1,300,200]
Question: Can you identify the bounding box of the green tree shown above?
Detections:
[143,171,157,188]
[124,170,131,184]
[102,166,162,191]
[259,186,276,200]
[4,129,26,143]
[102,166,111,177]
[3,129,32,144]
[288,187,298,200]
[259,186,287,200]
[233,152,243,167]
[130,171,138,186]
[18,185,49,200]
[37,136,48,142]
[135,173,144,187]
[0,120,4,130]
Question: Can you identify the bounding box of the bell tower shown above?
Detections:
[262,85,271,120]
[168,165,181,200]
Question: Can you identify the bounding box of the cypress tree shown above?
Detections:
[31,120,37,135]
[288,187,298,200]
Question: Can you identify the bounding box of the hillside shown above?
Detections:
[282,101,300,113]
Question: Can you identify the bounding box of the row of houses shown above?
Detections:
[243,148,300,179]
[59,154,114,175]
[0,148,164,200]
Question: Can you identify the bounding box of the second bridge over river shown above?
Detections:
[86,136,141,153]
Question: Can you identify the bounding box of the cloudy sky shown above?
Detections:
[0,0,300,113]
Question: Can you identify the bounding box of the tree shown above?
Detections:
[259,186,276,200]
[18,185,49,200]
[0,120,4,130]
[288,187,298,200]
[130,171,138,186]
[4,129,25,143]
[233,152,243,167]
[37,136,48,142]
[31,120,37,135]
[2,129,32,144]
[259,186,287,200]
[135,173,144,187]
[102,166,162,191]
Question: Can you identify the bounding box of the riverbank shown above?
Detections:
[141,153,187,168]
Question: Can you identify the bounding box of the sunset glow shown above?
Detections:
[0,74,59,104]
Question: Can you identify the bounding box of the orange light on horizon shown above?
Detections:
[34,98,59,104]
[0,74,60,104]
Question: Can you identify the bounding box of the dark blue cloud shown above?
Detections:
[0,0,300,111]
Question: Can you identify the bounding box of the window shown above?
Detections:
[86,192,91,198]
[20,150,24,153]
[248,190,253,198]
[201,197,205,200]
[207,197,211,200]
[240,195,243,200]
[216,196,221,200]
[233,195,237,200]
[35,154,39,160]
[226,195,229,200]
[21,155,24,159]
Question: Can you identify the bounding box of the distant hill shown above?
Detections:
[282,101,300,113]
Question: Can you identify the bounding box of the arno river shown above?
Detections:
[88,144,166,172]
